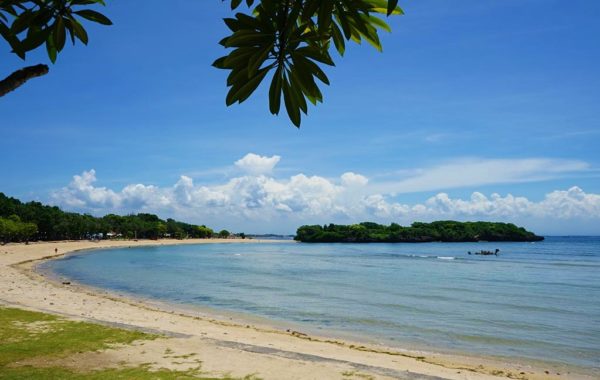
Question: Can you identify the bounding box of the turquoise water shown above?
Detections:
[41,237,600,370]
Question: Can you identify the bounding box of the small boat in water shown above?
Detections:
[468,249,500,256]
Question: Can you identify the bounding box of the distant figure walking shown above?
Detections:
[54,248,58,254]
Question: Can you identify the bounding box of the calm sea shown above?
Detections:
[41,237,600,370]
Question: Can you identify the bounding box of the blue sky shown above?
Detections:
[1,0,599,234]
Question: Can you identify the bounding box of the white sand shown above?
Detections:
[0,240,589,380]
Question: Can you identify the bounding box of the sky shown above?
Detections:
[1,0,599,235]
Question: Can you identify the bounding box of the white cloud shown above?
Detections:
[375,158,589,194]
[364,187,600,220]
[341,172,369,187]
[234,153,281,175]
[54,169,121,211]
[51,154,600,234]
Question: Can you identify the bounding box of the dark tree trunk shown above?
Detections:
[0,64,49,97]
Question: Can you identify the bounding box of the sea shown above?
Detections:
[40,237,600,371]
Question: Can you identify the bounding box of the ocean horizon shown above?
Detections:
[41,237,600,373]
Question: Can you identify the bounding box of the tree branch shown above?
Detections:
[0,64,49,98]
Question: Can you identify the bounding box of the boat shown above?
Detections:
[468,249,500,256]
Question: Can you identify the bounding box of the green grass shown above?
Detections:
[0,306,259,380]
[0,366,222,380]
[0,307,153,367]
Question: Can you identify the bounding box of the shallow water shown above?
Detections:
[41,237,600,369]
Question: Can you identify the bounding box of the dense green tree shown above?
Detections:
[0,192,217,242]
[218,229,231,238]
[0,215,37,243]
[196,225,215,239]
[1,0,403,126]
[295,221,544,243]
[166,218,186,239]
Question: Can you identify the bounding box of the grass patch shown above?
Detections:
[0,306,153,367]
[0,366,218,380]
[0,307,259,379]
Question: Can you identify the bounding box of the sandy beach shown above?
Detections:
[0,240,592,380]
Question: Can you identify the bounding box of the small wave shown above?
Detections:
[403,254,459,261]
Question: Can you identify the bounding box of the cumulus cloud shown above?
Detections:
[362,187,600,221]
[55,169,121,211]
[341,172,369,187]
[51,154,600,234]
[234,153,281,175]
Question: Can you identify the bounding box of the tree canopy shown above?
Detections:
[1,0,403,126]
[295,221,545,243]
[0,0,112,97]
[0,215,38,242]
[213,0,403,126]
[0,192,221,243]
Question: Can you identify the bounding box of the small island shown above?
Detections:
[295,221,544,243]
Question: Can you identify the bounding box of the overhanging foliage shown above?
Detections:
[1,1,403,127]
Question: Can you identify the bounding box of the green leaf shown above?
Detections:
[366,0,404,15]
[230,0,243,10]
[46,34,57,63]
[288,69,308,114]
[73,10,112,25]
[293,54,329,85]
[387,0,399,16]
[11,10,34,34]
[268,66,283,115]
[223,31,272,48]
[222,46,256,67]
[366,15,391,33]
[234,13,261,29]
[63,18,76,45]
[226,67,269,105]
[212,56,228,69]
[295,46,335,66]
[21,27,50,52]
[331,22,345,56]
[223,18,239,31]
[290,56,320,98]
[335,11,352,40]
[318,0,334,36]
[282,76,301,127]
[226,66,249,86]
[247,42,273,76]
[301,0,321,23]
[53,17,66,52]
[69,18,88,44]
[0,22,24,59]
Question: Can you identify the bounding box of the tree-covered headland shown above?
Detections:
[295,221,544,243]
[0,192,230,243]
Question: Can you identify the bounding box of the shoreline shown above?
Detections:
[0,239,595,380]
[33,250,586,373]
